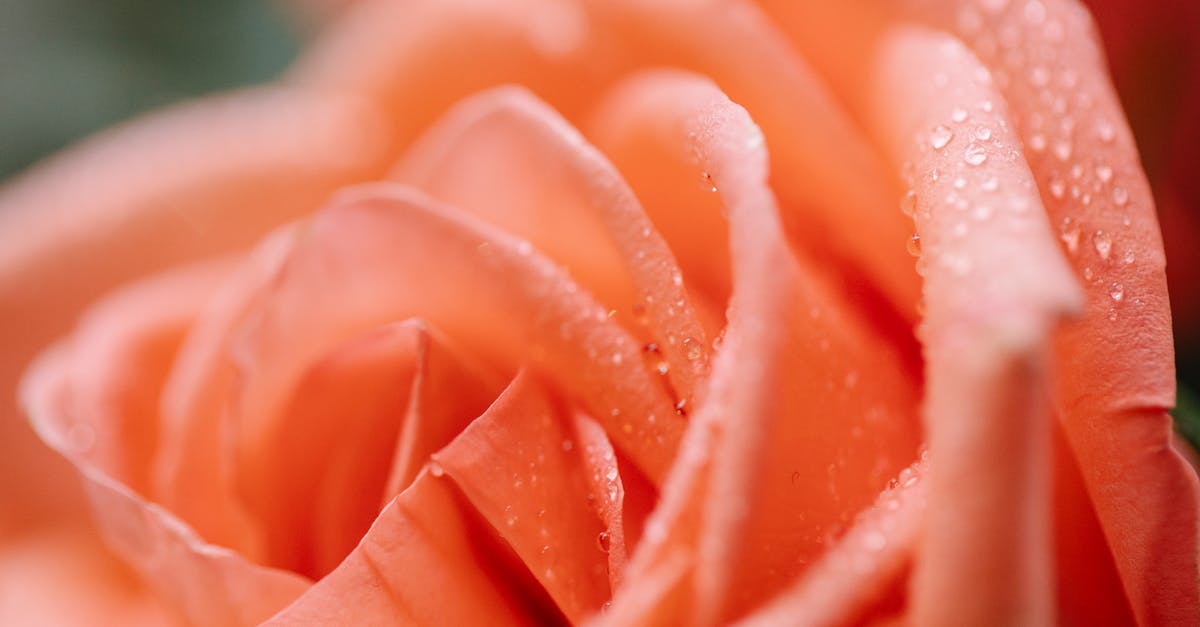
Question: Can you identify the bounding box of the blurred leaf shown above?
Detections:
[0,0,299,178]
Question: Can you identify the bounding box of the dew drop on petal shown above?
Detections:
[682,336,702,360]
[951,107,968,123]
[1028,133,1047,152]
[429,460,445,477]
[1060,217,1080,253]
[964,142,988,165]
[930,125,954,150]
[1109,282,1124,302]
[1112,186,1129,206]
[981,176,999,192]
[907,234,922,257]
[1092,229,1112,260]
[597,531,611,553]
[1095,165,1113,183]
[1123,250,1135,264]
[974,126,992,141]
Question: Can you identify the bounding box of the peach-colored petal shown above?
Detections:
[0,84,387,530]
[264,471,533,626]
[395,86,713,402]
[23,346,310,627]
[381,323,506,499]
[897,1,1200,622]
[0,525,183,626]
[297,0,920,318]
[735,461,927,627]
[864,26,1083,626]
[434,372,612,622]
[591,71,922,625]
[236,321,420,577]
[571,412,632,592]
[231,184,683,487]
[154,227,299,559]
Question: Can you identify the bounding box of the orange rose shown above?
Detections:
[2,1,1197,625]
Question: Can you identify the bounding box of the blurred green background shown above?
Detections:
[0,0,298,177]
[1,0,1197,441]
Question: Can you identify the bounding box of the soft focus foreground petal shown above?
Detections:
[735,461,927,627]
[865,26,1083,626]
[296,0,918,318]
[571,412,633,592]
[394,86,711,403]
[0,525,182,626]
[0,85,386,529]
[264,471,532,626]
[51,259,237,496]
[434,373,612,622]
[591,71,922,625]
[154,227,298,558]
[23,348,310,627]
[900,1,1200,622]
[231,185,683,487]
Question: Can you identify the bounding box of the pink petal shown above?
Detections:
[864,26,1083,626]
[590,71,922,624]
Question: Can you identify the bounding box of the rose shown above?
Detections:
[2,0,1197,625]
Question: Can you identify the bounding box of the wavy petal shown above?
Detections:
[394,86,711,402]
[230,185,683,488]
[23,345,309,627]
[590,71,922,625]
[864,25,1083,626]
[263,471,532,626]
[896,1,1200,622]
[0,85,386,529]
[433,373,612,622]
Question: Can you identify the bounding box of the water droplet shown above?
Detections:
[971,204,993,220]
[980,99,995,113]
[1112,186,1129,206]
[900,189,917,217]
[930,125,954,150]
[1095,165,1113,183]
[682,336,702,360]
[1060,217,1080,253]
[1092,229,1112,259]
[907,234,922,257]
[963,142,988,165]
[597,531,611,553]
[981,176,999,192]
[643,342,659,353]
[700,171,717,193]
[655,361,669,376]
[1109,282,1124,302]
[1123,250,1135,264]
[1096,119,1116,143]
[429,460,445,477]
[953,176,967,190]
[1049,177,1066,199]
[974,126,992,141]
[1028,133,1047,152]
[1107,308,1119,321]
[674,399,688,415]
[1052,139,1072,161]
[951,107,968,123]
[1082,266,1094,281]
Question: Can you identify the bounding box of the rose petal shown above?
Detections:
[0,84,385,530]
[23,346,309,627]
[734,461,927,627]
[298,0,920,318]
[231,185,683,487]
[154,227,299,558]
[899,2,1200,622]
[394,86,712,403]
[236,320,501,578]
[263,471,533,626]
[864,26,1083,626]
[0,525,182,626]
[433,372,613,622]
[590,71,922,624]
[381,323,506,499]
